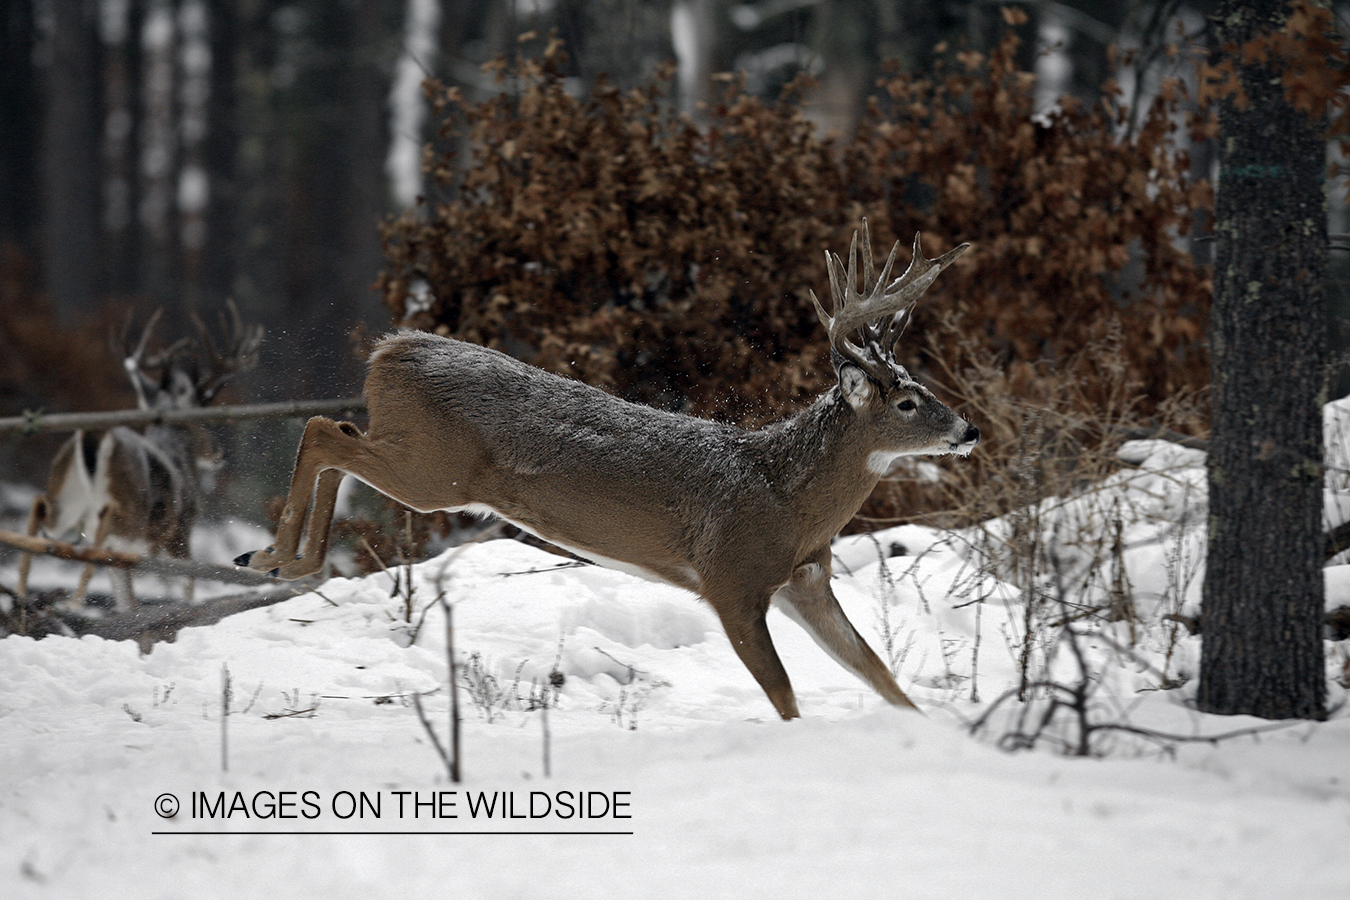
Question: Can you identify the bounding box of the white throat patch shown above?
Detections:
[867,450,907,475]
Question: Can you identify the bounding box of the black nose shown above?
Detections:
[964,424,980,444]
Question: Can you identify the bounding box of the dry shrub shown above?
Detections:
[378,28,1212,524]
[851,28,1211,413]
[0,246,135,418]
[862,320,1207,530]
[381,37,845,423]
[0,244,139,485]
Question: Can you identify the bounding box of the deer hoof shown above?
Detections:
[233,551,256,567]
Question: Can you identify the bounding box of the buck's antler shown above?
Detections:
[190,299,263,404]
[120,308,193,411]
[810,220,968,383]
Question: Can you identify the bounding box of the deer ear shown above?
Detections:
[839,363,874,409]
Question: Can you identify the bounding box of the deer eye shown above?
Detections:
[896,398,917,412]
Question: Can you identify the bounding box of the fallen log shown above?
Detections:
[78,586,312,645]
[0,584,311,649]
[0,529,320,648]
[0,528,278,587]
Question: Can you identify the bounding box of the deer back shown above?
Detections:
[367,334,755,574]
[364,330,972,592]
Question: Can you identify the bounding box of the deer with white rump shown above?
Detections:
[238,224,978,718]
[19,303,262,610]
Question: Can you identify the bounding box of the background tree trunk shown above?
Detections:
[204,0,241,307]
[1198,0,1327,720]
[0,0,40,254]
[41,0,103,321]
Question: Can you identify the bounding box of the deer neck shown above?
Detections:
[755,390,882,544]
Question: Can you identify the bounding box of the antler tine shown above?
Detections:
[813,247,854,329]
[859,218,876,300]
[887,234,971,305]
[826,247,847,315]
[126,307,162,363]
[120,307,191,373]
[119,307,196,408]
[845,228,859,315]
[118,308,153,409]
[874,236,903,303]
[191,299,263,403]
[813,223,969,382]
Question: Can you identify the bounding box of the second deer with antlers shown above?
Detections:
[19,303,262,610]
[239,224,977,718]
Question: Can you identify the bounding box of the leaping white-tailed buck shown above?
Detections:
[238,224,977,718]
[18,302,262,610]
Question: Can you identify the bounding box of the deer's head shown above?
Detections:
[810,222,979,468]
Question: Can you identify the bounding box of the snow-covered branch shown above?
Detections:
[0,398,365,435]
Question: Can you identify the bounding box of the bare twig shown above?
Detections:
[593,647,644,682]
[221,663,232,773]
[447,599,460,782]
[541,687,551,778]
[412,692,456,780]
[967,679,1307,754]
[261,707,318,720]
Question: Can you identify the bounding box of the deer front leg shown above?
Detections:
[772,557,918,710]
[707,594,801,720]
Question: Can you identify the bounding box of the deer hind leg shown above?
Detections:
[165,523,194,605]
[16,495,50,598]
[237,417,365,580]
[271,466,347,580]
[772,559,918,710]
[77,503,138,610]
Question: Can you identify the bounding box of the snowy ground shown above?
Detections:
[3,437,1350,899]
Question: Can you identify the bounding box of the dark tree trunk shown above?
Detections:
[41,0,103,320]
[1,0,40,251]
[104,0,146,298]
[204,0,241,305]
[285,0,391,396]
[1198,0,1327,720]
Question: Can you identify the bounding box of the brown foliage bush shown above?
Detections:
[378,30,1212,526]
[0,245,139,485]
[0,246,134,418]
[851,32,1212,409]
[380,37,848,423]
